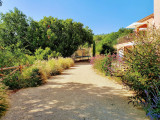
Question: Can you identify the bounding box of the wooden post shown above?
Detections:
[0,74,5,77]
[135,27,139,34]
[19,65,23,73]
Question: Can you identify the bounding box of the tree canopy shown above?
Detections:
[0,8,93,57]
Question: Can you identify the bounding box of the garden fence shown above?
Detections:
[0,65,27,82]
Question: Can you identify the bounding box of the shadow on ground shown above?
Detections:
[2,62,148,120]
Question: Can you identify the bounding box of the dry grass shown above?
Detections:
[58,58,74,69]
[0,84,8,118]
[21,57,74,85]
[48,59,63,75]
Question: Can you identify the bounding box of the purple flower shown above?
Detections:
[144,89,149,97]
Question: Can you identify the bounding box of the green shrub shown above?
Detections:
[58,58,74,69]
[35,47,62,60]
[95,28,133,55]
[91,55,105,73]
[93,41,96,57]
[91,53,114,76]
[20,67,44,87]
[0,84,8,118]
[2,71,22,90]
[0,46,29,68]
[48,59,62,75]
[35,47,52,60]
[48,51,62,59]
[123,30,160,94]
[33,60,51,79]
[65,58,74,67]
[2,68,43,90]
[122,71,148,92]
[2,57,74,90]
[25,55,36,65]
[122,29,160,119]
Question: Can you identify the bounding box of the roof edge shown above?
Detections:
[138,13,154,23]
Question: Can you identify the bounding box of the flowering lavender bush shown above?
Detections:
[143,86,160,120]
[90,55,106,73]
[123,29,160,119]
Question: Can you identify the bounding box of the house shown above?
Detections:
[116,0,160,58]
[126,14,154,32]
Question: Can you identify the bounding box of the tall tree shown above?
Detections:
[0,8,29,49]
[93,41,96,57]
[0,8,93,57]
[38,17,93,57]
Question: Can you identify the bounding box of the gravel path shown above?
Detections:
[2,62,148,120]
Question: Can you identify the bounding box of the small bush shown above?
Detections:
[48,51,62,59]
[0,46,29,68]
[58,58,74,69]
[35,47,52,60]
[2,67,44,89]
[144,87,160,119]
[91,55,105,73]
[35,47,61,60]
[122,71,147,92]
[122,29,160,119]
[2,57,74,90]
[65,58,74,67]
[25,55,36,65]
[2,71,22,90]
[2,62,49,90]
[48,59,62,75]
[34,60,51,79]
[20,66,44,87]
[0,84,8,118]
[91,53,115,76]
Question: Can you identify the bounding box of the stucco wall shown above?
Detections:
[154,0,160,28]
[146,18,154,28]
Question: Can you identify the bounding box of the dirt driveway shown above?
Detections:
[2,62,148,120]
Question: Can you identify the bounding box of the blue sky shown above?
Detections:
[0,0,153,34]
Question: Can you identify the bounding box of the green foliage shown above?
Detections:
[26,19,43,53]
[2,57,74,90]
[2,67,44,89]
[123,31,160,92]
[93,41,96,57]
[0,46,27,68]
[99,43,115,55]
[91,53,113,76]
[20,66,44,87]
[0,84,7,118]
[0,45,35,70]
[58,58,74,69]
[122,71,147,92]
[38,17,93,57]
[122,30,160,119]
[25,55,36,65]
[48,59,62,75]
[2,71,21,89]
[0,8,28,48]
[48,51,62,59]
[95,28,133,55]
[35,47,59,60]
[92,55,106,73]
[0,8,93,57]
